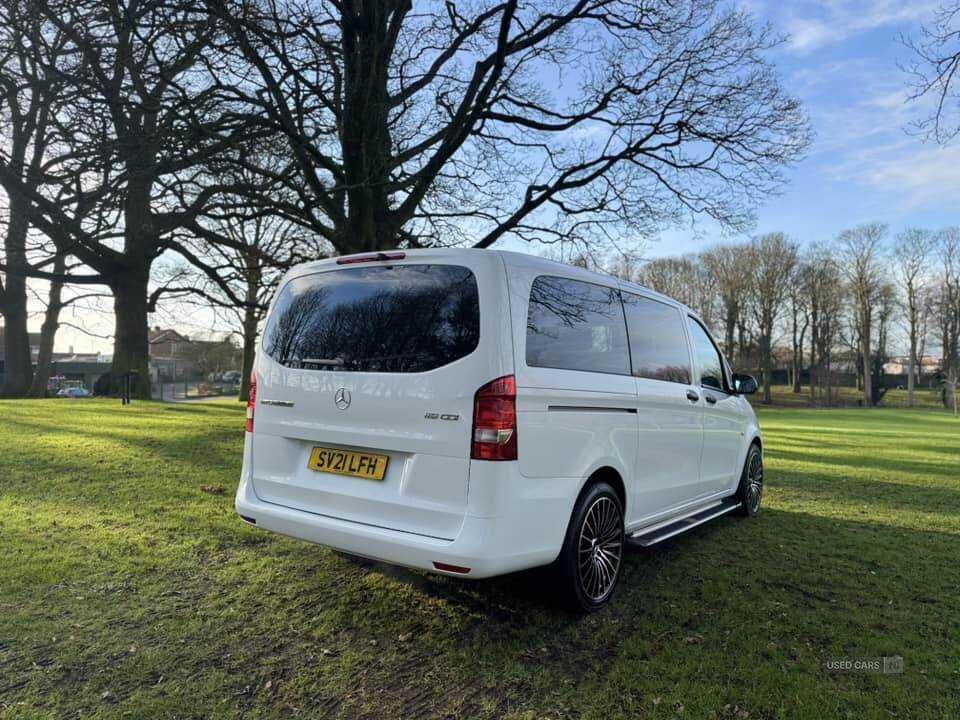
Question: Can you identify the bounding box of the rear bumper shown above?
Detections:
[235,462,567,579]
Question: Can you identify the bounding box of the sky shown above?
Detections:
[39,0,960,354]
[651,0,959,256]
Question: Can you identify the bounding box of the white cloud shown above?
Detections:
[859,143,960,207]
[781,0,939,54]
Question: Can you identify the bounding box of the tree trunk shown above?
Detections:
[238,259,262,402]
[27,259,65,398]
[0,201,34,398]
[110,267,152,399]
[861,313,872,406]
[761,335,772,404]
[339,3,397,252]
[724,306,736,364]
[906,353,916,408]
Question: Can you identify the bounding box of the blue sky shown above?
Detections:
[651,0,959,258]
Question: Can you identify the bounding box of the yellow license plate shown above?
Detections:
[308,447,389,481]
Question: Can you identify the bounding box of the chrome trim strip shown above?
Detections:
[547,405,637,414]
[261,399,295,407]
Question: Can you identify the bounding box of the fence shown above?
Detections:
[152,381,241,402]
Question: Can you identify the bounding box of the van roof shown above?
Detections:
[290,247,696,318]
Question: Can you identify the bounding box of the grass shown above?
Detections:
[754,384,946,409]
[1,399,959,719]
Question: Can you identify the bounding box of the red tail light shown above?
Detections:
[471,375,517,461]
[246,372,257,432]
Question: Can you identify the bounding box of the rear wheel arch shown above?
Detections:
[553,466,627,564]
[581,466,626,517]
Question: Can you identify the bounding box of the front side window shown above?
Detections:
[687,317,726,391]
[622,293,691,384]
[526,276,630,375]
[263,264,479,373]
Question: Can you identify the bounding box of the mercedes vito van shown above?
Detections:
[236,249,763,610]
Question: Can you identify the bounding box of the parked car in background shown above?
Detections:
[236,249,762,610]
[221,370,242,383]
[56,387,92,398]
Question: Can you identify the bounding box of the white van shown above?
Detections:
[236,249,763,610]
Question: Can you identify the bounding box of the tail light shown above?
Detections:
[471,375,517,461]
[246,372,257,432]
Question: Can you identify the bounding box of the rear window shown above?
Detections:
[263,264,480,372]
[526,275,630,375]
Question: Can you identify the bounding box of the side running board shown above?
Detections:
[626,498,742,548]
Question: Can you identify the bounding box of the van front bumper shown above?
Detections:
[235,466,565,579]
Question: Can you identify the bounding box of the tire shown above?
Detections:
[555,481,625,612]
[734,444,764,517]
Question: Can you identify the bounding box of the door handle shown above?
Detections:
[685,390,699,402]
[705,394,717,405]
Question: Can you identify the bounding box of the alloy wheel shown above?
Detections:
[577,496,623,602]
[747,451,763,513]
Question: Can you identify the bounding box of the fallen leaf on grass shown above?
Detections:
[201,485,226,495]
[398,632,413,642]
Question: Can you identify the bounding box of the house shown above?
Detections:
[149,327,241,381]
[149,327,191,358]
[883,355,942,377]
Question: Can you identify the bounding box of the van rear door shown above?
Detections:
[249,252,509,541]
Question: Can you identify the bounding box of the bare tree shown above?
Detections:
[935,227,960,413]
[788,263,809,393]
[749,233,798,403]
[209,0,811,254]
[803,244,843,406]
[874,281,898,398]
[893,228,934,406]
[704,243,753,363]
[904,3,960,143]
[0,0,263,398]
[0,0,67,396]
[638,254,716,326]
[837,223,887,407]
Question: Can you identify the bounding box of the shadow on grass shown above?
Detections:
[767,446,960,482]
[6,502,960,719]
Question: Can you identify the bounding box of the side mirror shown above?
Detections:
[732,373,758,395]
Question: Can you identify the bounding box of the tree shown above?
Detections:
[935,228,960,413]
[0,0,261,398]
[802,244,843,406]
[638,255,716,326]
[905,3,960,143]
[749,233,798,403]
[787,263,809,394]
[873,281,898,398]
[0,0,66,396]
[704,243,753,363]
[837,223,887,407]
[893,228,934,406]
[211,0,810,254]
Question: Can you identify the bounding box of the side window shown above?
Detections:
[621,293,691,384]
[687,318,726,391]
[526,276,630,375]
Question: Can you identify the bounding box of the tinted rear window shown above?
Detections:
[263,264,479,372]
[526,275,630,375]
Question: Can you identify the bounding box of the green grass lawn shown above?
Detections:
[1,400,959,719]
[755,384,946,409]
